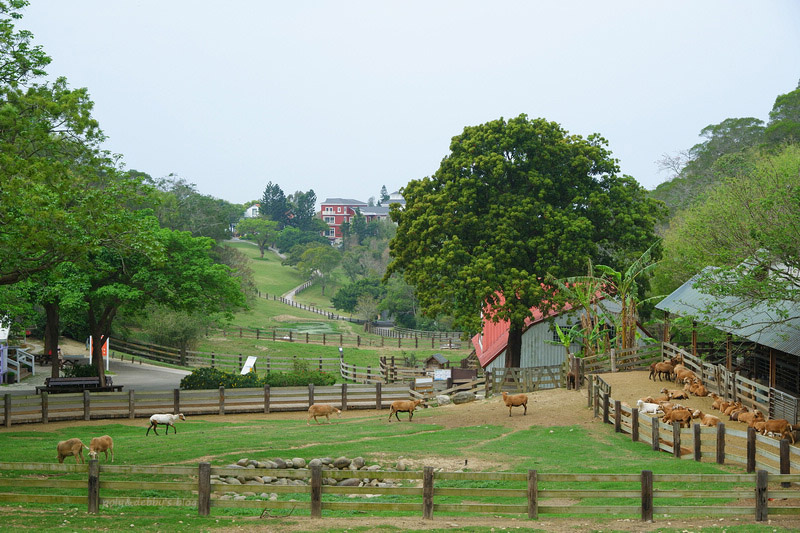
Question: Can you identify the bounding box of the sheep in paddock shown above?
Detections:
[307,403,341,425]
[758,419,796,444]
[690,379,709,397]
[660,387,688,400]
[388,399,426,422]
[737,410,764,427]
[57,438,89,464]
[636,400,663,415]
[88,435,114,462]
[648,361,675,382]
[692,410,721,427]
[674,367,696,384]
[662,407,693,428]
[146,413,186,435]
[723,402,743,417]
[501,391,528,417]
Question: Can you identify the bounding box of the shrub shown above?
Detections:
[63,363,98,378]
[180,365,337,390]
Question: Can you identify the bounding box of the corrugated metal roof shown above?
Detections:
[655,269,800,357]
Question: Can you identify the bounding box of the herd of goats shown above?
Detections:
[637,355,796,444]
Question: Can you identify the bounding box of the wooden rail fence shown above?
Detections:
[1,383,410,427]
[587,375,800,476]
[0,462,797,521]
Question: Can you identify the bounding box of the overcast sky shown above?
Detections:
[18,1,800,206]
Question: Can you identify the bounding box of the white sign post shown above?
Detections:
[89,337,110,371]
[241,356,257,375]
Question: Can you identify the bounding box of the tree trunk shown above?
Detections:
[43,301,60,379]
[505,325,523,368]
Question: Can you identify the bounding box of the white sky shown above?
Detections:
[19,1,800,206]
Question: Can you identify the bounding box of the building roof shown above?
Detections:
[360,206,390,216]
[655,268,800,357]
[425,353,448,365]
[321,198,368,206]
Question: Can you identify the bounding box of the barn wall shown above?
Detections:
[485,315,579,372]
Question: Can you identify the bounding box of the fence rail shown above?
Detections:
[1,383,410,427]
[0,461,797,522]
[485,365,562,395]
[587,374,800,476]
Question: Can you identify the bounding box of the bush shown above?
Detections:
[180,365,337,390]
[63,363,98,378]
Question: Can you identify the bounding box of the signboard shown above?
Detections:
[89,337,110,371]
[433,368,451,381]
[241,356,257,375]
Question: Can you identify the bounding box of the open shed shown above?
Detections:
[423,353,449,370]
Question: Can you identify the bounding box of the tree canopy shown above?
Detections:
[387,115,665,366]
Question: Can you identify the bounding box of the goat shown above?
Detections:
[660,387,688,400]
[57,438,88,464]
[501,391,528,417]
[307,403,341,425]
[759,419,796,444]
[146,413,185,435]
[737,410,764,427]
[723,402,742,417]
[649,361,674,382]
[388,399,425,422]
[692,410,721,427]
[662,408,693,428]
[88,435,114,462]
[690,379,709,397]
[674,367,696,384]
[636,400,663,415]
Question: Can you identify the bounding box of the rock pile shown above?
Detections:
[212,456,399,500]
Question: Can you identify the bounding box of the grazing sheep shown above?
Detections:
[692,410,721,427]
[649,361,675,382]
[662,408,693,428]
[759,419,796,444]
[146,413,185,435]
[501,392,528,417]
[388,399,425,422]
[307,403,341,425]
[57,438,88,464]
[88,435,114,462]
[636,400,663,415]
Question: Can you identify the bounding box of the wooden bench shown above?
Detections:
[35,376,123,394]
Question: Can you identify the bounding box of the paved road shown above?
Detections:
[3,356,191,395]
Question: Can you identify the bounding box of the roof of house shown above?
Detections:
[655,268,800,357]
[321,198,368,206]
[425,353,448,365]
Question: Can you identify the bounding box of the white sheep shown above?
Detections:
[146,413,185,436]
[636,399,663,415]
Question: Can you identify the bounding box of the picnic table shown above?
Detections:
[35,376,123,394]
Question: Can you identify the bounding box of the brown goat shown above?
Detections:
[660,387,688,400]
[307,403,341,425]
[388,399,425,422]
[692,410,720,427]
[649,361,674,382]
[57,438,88,464]
[662,408,693,428]
[88,435,114,462]
[759,419,795,444]
[737,410,764,427]
[502,392,528,417]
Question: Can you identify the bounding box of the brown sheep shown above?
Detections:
[737,410,764,427]
[88,435,114,462]
[388,399,425,422]
[723,402,742,416]
[660,387,688,400]
[690,380,709,397]
[649,361,674,382]
[502,392,528,417]
[662,408,693,428]
[759,419,795,444]
[692,410,720,427]
[57,438,88,464]
[674,367,696,383]
[307,403,341,425]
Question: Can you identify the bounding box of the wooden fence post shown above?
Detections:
[527,469,538,519]
[84,390,91,421]
[780,440,790,488]
[4,394,10,427]
[129,390,135,419]
[174,389,180,414]
[614,400,621,433]
[746,427,756,472]
[341,383,348,411]
[219,386,225,415]
[587,376,593,409]
[422,466,434,519]
[641,470,653,522]
[716,423,725,464]
[41,392,48,424]
[308,383,314,407]
[694,424,702,462]
[631,408,639,442]
[88,459,99,513]
[755,469,768,521]
[376,382,382,410]
[602,393,609,424]
[198,462,211,516]
[651,418,660,451]
[310,464,322,518]
[264,385,270,414]
[672,421,681,458]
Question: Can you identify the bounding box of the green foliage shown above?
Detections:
[387,115,664,365]
[331,277,385,313]
[62,362,98,378]
[139,305,210,353]
[179,365,336,390]
[235,216,279,258]
[274,226,329,254]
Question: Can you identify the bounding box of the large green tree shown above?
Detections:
[235,217,279,258]
[387,115,664,367]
